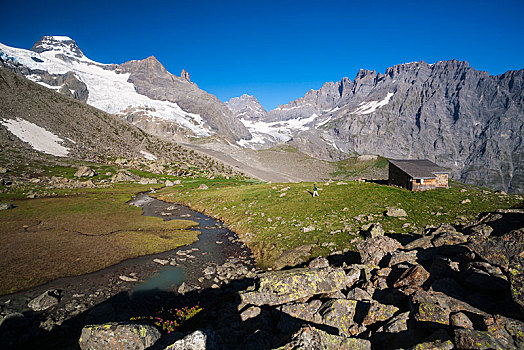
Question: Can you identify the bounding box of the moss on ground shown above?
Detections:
[0,184,199,295]
[155,179,522,269]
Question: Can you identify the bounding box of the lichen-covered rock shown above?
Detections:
[276,325,371,350]
[482,314,524,349]
[467,228,524,270]
[412,302,450,326]
[404,235,434,250]
[239,267,347,306]
[280,299,323,323]
[361,300,399,326]
[346,287,373,301]
[408,339,454,350]
[508,261,524,310]
[450,312,474,329]
[357,236,402,266]
[393,265,430,290]
[431,232,468,247]
[361,223,385,238]
[28,289,61,311]
[318,299,358,336]
[388,249,418,266]
[277,299,323,332]
[79,322,160,350]
[454,329,508,349]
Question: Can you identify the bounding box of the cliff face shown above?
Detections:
[230,60,524,193]
[325,61,523,193]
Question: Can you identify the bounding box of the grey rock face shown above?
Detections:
[237,60,523,193]
[120,56,250,142]
[30,36,85,58]
[225,94,267,120]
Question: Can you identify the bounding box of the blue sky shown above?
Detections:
[0,0,522,110]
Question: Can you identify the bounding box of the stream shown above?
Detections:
[0,191,255,348]
[128,192,255,294]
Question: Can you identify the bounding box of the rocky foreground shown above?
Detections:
[72,208,524,349]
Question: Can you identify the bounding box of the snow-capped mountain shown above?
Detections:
[227,60,524,193]
[0,36,250,142]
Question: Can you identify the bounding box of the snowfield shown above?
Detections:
[237,113,319,148]
[0,41,212,137]
[0,118,70,156]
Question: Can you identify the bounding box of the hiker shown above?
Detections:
[313,183,319,197]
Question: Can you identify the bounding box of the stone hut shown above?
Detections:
[388,159,449,191]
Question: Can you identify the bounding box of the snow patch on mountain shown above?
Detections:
[140,150,157,160]
[351,92,394,115]
[0,118,69,156]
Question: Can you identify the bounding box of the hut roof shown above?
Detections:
[389,159,449,179]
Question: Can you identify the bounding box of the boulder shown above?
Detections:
[28,289,61,311]
[276,325,371,350]
[393,265,430,290]
[166,330,214,350]
[346,287,373,301]
[378,311,410,333]
[361,300,399,326]
[111,170,140,183]
[357,236,402,266]
[74,166,97,177]
[451,312,474,329]
[165,180,174,187]
[198,184,209,190]
[454,329,508,349]
[240,306,261,321]
[385,207,407,217]
[274,244,314,270]
[239,267,347,306]
[318,299,358,336]
[0,203,14,210]
[432,231,468,247]
[308,256,330,269]
[361,223,385,238]
[79,322,160,350]
[468,228,524,270]
[412,301,450,326]
[277,299,323,332]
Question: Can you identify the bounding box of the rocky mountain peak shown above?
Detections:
[30,36,84,58]
[181,69,191,82]
[225,94,266,120]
